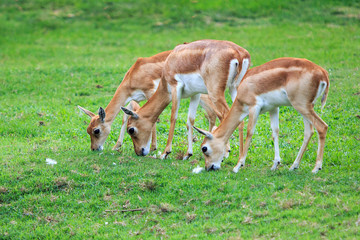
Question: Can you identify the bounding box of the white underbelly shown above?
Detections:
[175,73,208,98]
[257,88,291,113]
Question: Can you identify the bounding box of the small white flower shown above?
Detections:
[45,158,57,165]
[192,165,204,174]
[105,222,108,225]
[112,162,116,165]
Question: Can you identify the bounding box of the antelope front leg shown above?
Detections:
[269,108,282,170]
[112,114,128,150]
[225,122,244,159]
[113,102,136,150]
[233,106,259,173]
[183,94,200,160]
[150,123,157,151]
[237,121,244,160]
[208,93,232,158]
[199,95,217,133]
[160,85,182,159]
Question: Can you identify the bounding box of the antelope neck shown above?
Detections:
[138,80,171,123]
[104,83,132,124]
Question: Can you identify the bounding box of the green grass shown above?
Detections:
[1,0,360,239]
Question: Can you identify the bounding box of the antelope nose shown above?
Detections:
[207,164,215,171]
[208,164,220,171]
[141,148,145,156]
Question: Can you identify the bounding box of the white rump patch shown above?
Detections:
[227,59,239,87]
[313,81,327,104]
[235,58,250,87]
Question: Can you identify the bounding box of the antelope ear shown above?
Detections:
[78,105,95,118]
[121,107,139,119]
[98,107,106,122]
[193,126,213,140]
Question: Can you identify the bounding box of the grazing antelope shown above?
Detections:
[78,50,218,152]
[122,39,250,159]
[194,57,329,173]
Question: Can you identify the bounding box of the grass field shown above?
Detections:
[1,0,360,239]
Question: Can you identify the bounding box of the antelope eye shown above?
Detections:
[202,146,207,153]
[94,129,100,134]
[128,127,135,135]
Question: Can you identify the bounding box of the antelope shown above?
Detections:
[194,57,329,173]
[122,39,251,160]
[78,50,218,152]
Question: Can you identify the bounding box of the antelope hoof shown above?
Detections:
[271,161,281,171]
[183,153,192,161]
[289,164,298,171]
[150,142,157,151]
[160,151,170,160]
[233,163,244,173]
[312,167,322,174]
[112,144,121,151]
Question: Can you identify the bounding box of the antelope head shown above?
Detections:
[193,126,226,171]
[78,106,111,151]
[121,107,154,156]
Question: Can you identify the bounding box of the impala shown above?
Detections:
[122,39,250,159]
[194,57,329,173]
[78,50,217,152]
